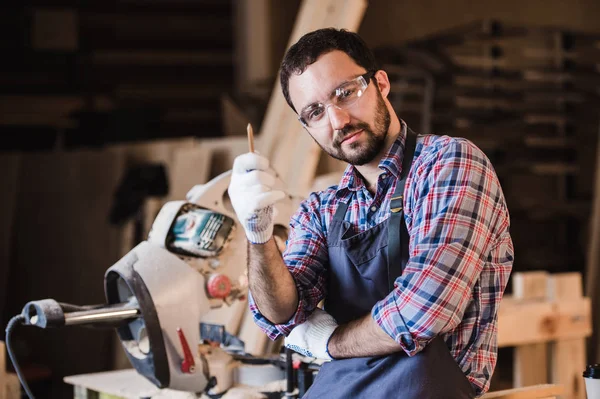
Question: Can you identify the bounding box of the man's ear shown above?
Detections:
[373,70,391,99]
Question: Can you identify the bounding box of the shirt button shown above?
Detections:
[370,205,377,212]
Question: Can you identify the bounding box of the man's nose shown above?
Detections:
[326,104,350,130]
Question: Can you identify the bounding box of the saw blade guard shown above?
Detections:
[104,241,211,392]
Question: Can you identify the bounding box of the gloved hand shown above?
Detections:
[284,308,338,360]
[228,152,286,244]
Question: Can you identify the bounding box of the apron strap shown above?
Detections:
[333,196,351,222]
[387,129,417,291]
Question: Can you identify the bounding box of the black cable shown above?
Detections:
[5,314,36,399]
[286,347,294,395]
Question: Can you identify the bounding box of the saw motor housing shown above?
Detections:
[104,170,300,393]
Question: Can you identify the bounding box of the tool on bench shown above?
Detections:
[5,165,303,398]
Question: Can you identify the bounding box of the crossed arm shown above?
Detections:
[249,140,510,359]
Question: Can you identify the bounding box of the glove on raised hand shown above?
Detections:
[228,152,285,244]
[284,308,338,360]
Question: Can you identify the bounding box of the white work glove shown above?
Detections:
[228,152,286,244]
[284,308,338,360]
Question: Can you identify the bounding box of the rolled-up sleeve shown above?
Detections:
[249,193,329,340]
[372,138,510,355]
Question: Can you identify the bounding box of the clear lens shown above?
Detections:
[299,75,369,128]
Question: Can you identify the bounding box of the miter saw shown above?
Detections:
[5,170,305,398]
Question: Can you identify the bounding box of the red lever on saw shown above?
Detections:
[176,327,196,373]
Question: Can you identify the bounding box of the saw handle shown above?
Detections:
[177,327,196,374]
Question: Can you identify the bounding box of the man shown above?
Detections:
[228,28,513,398]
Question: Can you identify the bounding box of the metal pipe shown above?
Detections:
[63,304,140,326]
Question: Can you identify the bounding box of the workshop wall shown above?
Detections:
[359,0,600,47]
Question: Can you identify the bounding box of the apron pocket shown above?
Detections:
[340,221,389,280]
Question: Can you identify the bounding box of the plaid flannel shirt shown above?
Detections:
[249,122,514,396]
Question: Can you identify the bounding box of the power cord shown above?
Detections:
[5,314,36,399]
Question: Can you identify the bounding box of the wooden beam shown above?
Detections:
[482,384,564,399]
[512,272,550,388]
[548,273,587,399]
[1,341,5,399]
[234,0,272,95]
[497,296,591,347]
[257,0,368,196]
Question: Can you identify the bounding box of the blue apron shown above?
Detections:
[303,131,476,398]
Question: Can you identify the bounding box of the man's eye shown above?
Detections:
[307,108,324,120]
[337,88,355,101]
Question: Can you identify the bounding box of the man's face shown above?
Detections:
[288,51,391,166]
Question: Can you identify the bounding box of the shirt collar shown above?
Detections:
[336,120,408,195]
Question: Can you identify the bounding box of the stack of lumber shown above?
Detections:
[374,20,600,274]
[0,2,235,151]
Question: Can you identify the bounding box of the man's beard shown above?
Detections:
[313,90,391,166]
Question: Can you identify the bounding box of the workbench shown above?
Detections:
[64,368,287,399]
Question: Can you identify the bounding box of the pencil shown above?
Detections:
[247,123,255,153]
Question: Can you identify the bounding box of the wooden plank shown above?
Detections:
[550,339,586,399]
[4,373,20,399]
[514,345,549,388]
[1,341,5,399]
[258,0,368,196]
[234,0,272,95]
[497,297,591,347]
[482,384,564,399]
[512,272,550,387]
[220,94,251,137]
[199,136,249,179]
[548,273,583,301]
[512,271,549,300]
[64,369,195,399]
[167,146,213,201]
[548,273,587,399]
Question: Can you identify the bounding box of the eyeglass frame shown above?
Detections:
[297,70,376,129]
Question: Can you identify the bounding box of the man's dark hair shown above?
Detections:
[280,28,379,113]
